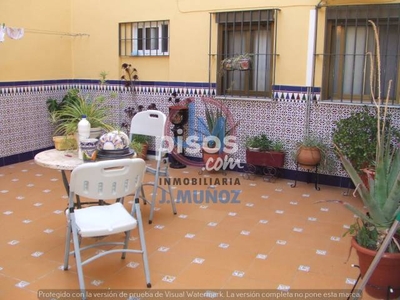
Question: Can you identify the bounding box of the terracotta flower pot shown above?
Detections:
[351,237,400,299]
[296,146,321,168]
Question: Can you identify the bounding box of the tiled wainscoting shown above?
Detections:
[3,79,399,187]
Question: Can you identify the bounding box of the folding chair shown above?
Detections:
[63,158,151,299]
[130,110,177,224]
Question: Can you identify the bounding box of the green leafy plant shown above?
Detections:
[220,53,253,72]
[323,21,400,253]
[49,89,114,136]
[129,134,150,157]
[332,106,399,173]
[271,140,284,152]
[245,134,272,151]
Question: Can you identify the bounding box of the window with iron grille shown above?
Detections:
[119,21,169,56]
[215,10,278,99]
[321,4,400,105]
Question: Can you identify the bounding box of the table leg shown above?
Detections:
[61,170,82,208]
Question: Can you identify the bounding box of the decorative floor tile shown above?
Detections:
[275,210,284,214]
[127,262,140,268]
[298,265,310,272]
[259,219,268,224]
[31,251,44,257]
[154,225,165,229]
[15,281,30,288]
[162,275,176,283]
[43,229,54,234]
[208,222,218,227]
[277,284,290,291]
[256,254,268,260]
[307,217,317,222]
[192,258,205,264]
[158,246,170,252]
[185,233,195,239]
[228,212,237,216]
[240,230,250,236]
[330,236,341,242]
[178,214,188,219]
[316,249,327,255]
[346,278,357,285]
[293,227,303,232]
[8,240,19,245]
[91,279,104,286]
[276,240,287,245]
[232,270,245,277]
[219,243,230,249]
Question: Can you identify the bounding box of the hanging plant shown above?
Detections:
[221,53,252,71]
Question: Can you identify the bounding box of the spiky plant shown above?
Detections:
[51,92,114,136]
[324,21,400,253]
[196,98,239,151]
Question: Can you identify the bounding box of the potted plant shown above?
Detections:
[129,134,150,160]
[332,106,399,188]
[245,134,285,168]
[48,89,114,139]
[323,21,400,299]
[196,98,239,171]
[295,135,331,171]
[221,53,252,71]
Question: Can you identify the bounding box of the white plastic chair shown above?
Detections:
[130,110,177,224]
[63,158,151,299]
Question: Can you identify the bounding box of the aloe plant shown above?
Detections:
[325,21,400,253]
[196,98,239,151]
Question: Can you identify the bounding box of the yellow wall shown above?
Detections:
[0,0,72,81]
[1,0,398,86]
[71,0,320,84]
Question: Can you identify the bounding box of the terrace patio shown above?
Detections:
[0,158,376,299]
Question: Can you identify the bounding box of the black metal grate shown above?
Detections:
[119,21,169,57]
[320,4,400,105]
[214,10,279,99]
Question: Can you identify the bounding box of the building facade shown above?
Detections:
[1,0,400,186]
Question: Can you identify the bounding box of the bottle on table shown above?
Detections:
[78,115,91,159]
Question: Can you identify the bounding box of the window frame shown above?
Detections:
[119,20,169,57]
[215,10,278,99]
[320,4,400,105]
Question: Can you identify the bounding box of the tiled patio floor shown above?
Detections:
[0,158,377,299]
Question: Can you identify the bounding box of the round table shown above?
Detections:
[35,149,86,206]
[34,149,83,171]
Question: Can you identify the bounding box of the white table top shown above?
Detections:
[34,149,83,171]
